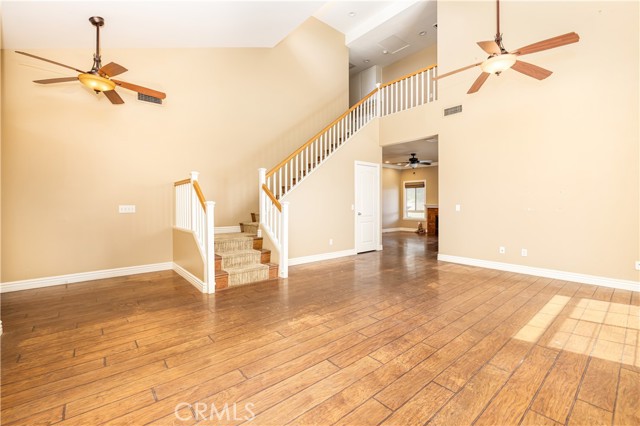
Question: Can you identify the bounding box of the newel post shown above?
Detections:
[204,201,216,294]
[280,201,289,278]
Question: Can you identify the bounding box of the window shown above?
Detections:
[403,180,426,220]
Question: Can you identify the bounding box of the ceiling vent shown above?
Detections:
[444,105,462,116]
[377,35,410,54]
[138,93,162,104]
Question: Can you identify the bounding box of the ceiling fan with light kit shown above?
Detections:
[400,153,433,169]
[16,16,166,105]
[435,0,580,94]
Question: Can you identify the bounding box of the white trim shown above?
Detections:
[215,225,242,234]
[289,249,357,266]
[402,179,427,221]
[355,161,381,254]
[437,254,640,292]
[0,262,173,293]
[172,262,205,292]
[382,227,417,233]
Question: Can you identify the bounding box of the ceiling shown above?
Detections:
[1,0,437,75]
[2,1,439,166]
[382,136,438,168]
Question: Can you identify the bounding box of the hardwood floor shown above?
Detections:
[1,232,638,425]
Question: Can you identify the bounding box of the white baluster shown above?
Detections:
[259,168,266,229]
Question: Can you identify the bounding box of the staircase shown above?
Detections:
[174,65,438,293]
[215,214,278,291]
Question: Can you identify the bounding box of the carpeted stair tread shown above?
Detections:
[218,249,261,269]
[224,263,270,287]
[214,232,256,252]
[239,222,259,234]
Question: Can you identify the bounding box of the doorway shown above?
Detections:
[355,161,381,253]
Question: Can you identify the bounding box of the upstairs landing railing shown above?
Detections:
[174,171,216,293]
[259,64,438,278]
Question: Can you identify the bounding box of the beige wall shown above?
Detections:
[382,45,437,83]
[382,167,401,229]
[1,17,348,282]
[435,1,639,282]
[382,166,439,230]
[172,229,204,281]
[284,120,381,259]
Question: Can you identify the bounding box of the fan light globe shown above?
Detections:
[481,53,517,74]
[78,73,116,92]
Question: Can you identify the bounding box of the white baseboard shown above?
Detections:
[382,227,416,233]
[437,254,640,292]
[289,249,357,266]
[215,226,242,234]
[172,262,205,292]
[0,262,173,293]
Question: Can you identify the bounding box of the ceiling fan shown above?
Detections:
[16,16,166,105]
[434,0,580,94]
[400,153,433,168]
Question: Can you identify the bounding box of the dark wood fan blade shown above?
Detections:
[514,32,579,56]
[111,79,166,99]
[468,72,490,94]
[477,40,501,55]
[103,90,125,104]
[99,62,128,77]
[16,51,85,73]
[34,77,78,84]
[511,60,552,80]
[435,62,483,80]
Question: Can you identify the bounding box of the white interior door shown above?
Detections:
[355,161,380,253]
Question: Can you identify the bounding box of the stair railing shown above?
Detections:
[380,65,438,115]
[258,168,289,278]
[174,171,216,293]
[259,64,438,278]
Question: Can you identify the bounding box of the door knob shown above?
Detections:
[358,212,362,215]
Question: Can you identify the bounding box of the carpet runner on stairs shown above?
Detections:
[239,212,260,234]
[214,231,276,290]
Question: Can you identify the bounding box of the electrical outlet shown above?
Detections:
[635,261,640,271]
[521,248,528,257]
[329,239,333,246]
[455,204,461,212]
[119,205,136,214]
[499,246,505,254]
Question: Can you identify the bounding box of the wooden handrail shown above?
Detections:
[262,184,282,211]
[192,181,207,210]
[380,64,437,89]
[266,64,437,178]
[174,178,191,186]
[266,88,378,178]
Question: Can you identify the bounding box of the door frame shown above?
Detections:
[354,161,382,253]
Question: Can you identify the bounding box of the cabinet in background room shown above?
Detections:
[427,207,438,236]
